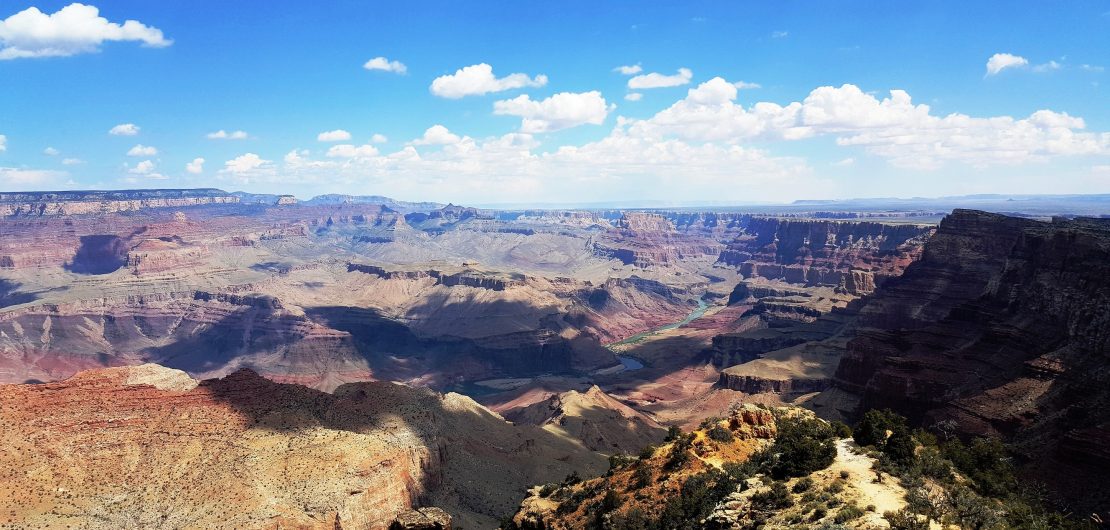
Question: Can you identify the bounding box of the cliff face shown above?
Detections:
[718,218,932,295]
[831,210,1110,510]
[0,364,604,529]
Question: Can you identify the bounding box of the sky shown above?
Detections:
[0,1,1108,205]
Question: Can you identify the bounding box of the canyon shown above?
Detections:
[1,189,1108,527]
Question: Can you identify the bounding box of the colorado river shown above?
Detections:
[607,297,711,370]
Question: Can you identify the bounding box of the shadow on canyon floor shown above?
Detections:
[64,235,129,275]
[0,279,38,308]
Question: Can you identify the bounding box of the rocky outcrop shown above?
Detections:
[389,507,452,530]
[0,364,604,529]
[0,189,239,216]
[503,385,666,453]
[718,217,932,295]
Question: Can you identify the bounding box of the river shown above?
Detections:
[609,297,710,370]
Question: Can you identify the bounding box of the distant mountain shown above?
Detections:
[303,194,444,211]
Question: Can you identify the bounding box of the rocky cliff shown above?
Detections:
[831,210,1110,511]
[0,364,605,529]
[717,217,932,295]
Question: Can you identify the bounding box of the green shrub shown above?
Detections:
[664,425,683,442]
[834,503,864,523]
[884,509,930,530]
[830,420,853,438]
[707,424,733,443]
[792,476,814,493]
[638,444,656,460]
[770,416,837,478]
[854,409,907,448]
[750,481,794,511]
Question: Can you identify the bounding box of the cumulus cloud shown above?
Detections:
[733,81,761,90]
[623,77,1110,169]
[363,56,406,74]
[207,129,248,140]
[0,3,171,60]
[108,123,139,136]
[127,144,157,156]
[370,133,388,144]
[326,143,379,158]
[430,63,547,98]
[186,157,204,174]
[128,159,155,174]
[62,157,83,165]
[494,91,614,133]
[625,93,643,102]
[627,68,692,89]
[771,30,789,38]
[412,125,462,145]
[317,129,352,142]
[43,146,60,156]
[221,153,270,174]
[986,53,1028,75]
[613,64,642,75]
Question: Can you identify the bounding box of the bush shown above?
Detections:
[600,488,623,512]
[834,503,864,523]
[941,437,1016,498]
[638,444,656,461]
[830,420,853,438]
[707,424,733,443]
[664,425,683,442]
[882,425,918,467]
[854,409,907,448]
[750,481,794,511]
[538,483,557,497]
[792,476,814,493]
[884,509,930,530]
[770,416,837,478]
[633,464,653,489]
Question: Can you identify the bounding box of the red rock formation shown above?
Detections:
[0,364,604,529]
[830,210,1110,511]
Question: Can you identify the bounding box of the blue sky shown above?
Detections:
[1,1,1108,205]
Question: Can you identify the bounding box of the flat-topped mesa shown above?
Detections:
[595,212,725,268]
[0,188,240,217]
[717,217,933,296]
[346,263,525,291]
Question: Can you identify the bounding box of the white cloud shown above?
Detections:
[43,146,60,156]
[429,63,547,98]
[625,93,643,102]
[1080,64,1105,73]
[127,144,157,156]
[128,159,155,174]
[326,143,379,158]
[832,157,855,167]
[771,31,789,38]
[0,167,68,188]
[62,157,83,165]
[733,81,761,90]
[108,123,139,136]
[0,134,5,152]
[986,53,1028,75]
[186,157,204,174]
[0,3,171,60]
[494,91,614,133]
[614,64,642,75]
[1032,60,1062,73]
[412,125,461,146]
[363,56,406,74]
[370,133,388,143]
[317,129,352,142]
[627,68,692,89]
[207,129,248,140]
[623,78,1110,169]
[221,153,270,174]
